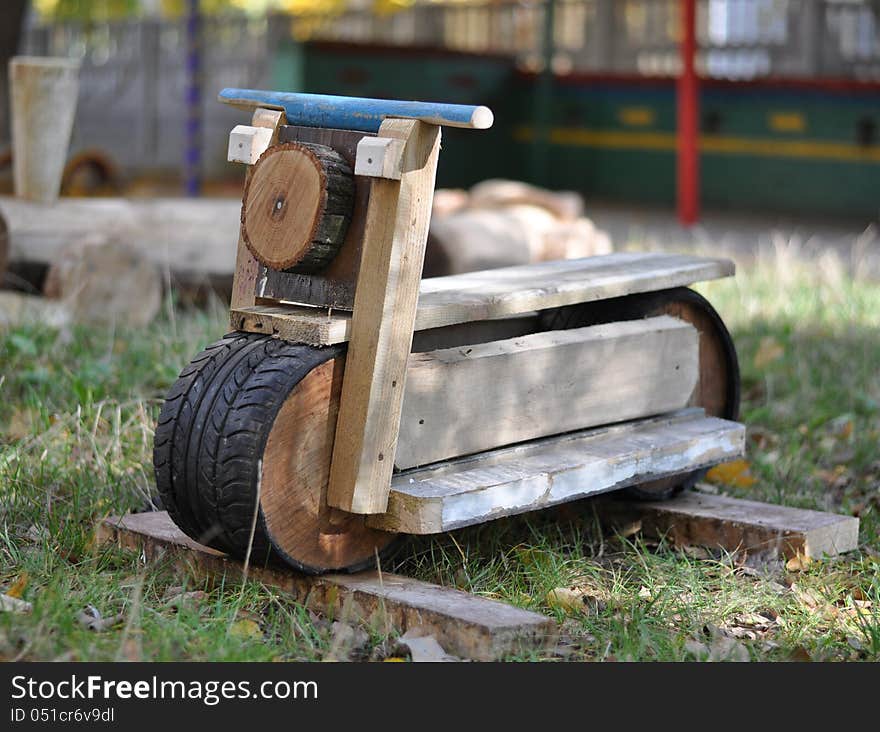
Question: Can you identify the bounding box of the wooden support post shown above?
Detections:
[677,0,699,225]
[229,107,285,310]
[327,119,441,515]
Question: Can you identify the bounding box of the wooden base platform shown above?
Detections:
[598,491,859,563]
[370,409,746,534]
[97,511,556,661]
[231,252,734,345]
[98,492,857,659]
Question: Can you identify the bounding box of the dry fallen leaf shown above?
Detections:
[5,573,29,600]
[753,336,785,368]
[0,594,32,614]
[2,409,33,441]
[77,605,123,632]
[546,587,587,614]
[163,590,207,611]
[706,459,757,488]
[229,618,263,641]
[786,552,813,572]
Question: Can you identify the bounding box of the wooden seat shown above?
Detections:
[231,252,734,345]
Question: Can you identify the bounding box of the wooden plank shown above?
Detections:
[395,315,699,469]
[414,252,735,331]
[368,410,746,534]
[327,120,441,515]
[597,491,860,562]
[97,511,555,661]
[231,252,735,345]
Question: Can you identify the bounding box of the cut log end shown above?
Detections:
[241,142,354,274]
[260,354,398,572]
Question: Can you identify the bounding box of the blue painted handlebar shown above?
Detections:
[218,88,494,133]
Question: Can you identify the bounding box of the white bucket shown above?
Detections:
[9,56,81,203]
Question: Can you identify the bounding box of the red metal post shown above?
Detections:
[677,0,699,224]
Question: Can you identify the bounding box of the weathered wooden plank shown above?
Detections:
[368,410,746,534]
[395,315,699,469]
[97,511,555,661]
[414,252,735,331]
[232,252,735,345]
[598,491,860,562]
[327,120,442,515]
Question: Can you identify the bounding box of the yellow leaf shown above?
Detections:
[706,459,757,488]
[5,573,29,600]
[546,587,586,614]
[786,553,813,572]
[229,618,262,641]
[753,336,784,368]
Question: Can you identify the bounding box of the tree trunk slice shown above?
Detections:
[241,142,354,273]
[260,353,398,572]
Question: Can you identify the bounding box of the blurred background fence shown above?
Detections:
[12,0,880,216]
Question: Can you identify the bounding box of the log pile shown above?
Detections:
[424,179,612,277]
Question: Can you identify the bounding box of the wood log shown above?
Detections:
[0,290,70,329]
[0,196,240,277]
[42,236,162,328]
[468,179,584,221]
[241,142,354,273]
[425,205,612,278]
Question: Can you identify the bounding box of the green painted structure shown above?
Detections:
[272,41,879,219]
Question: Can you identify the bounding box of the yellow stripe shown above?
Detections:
[513,125,880,163]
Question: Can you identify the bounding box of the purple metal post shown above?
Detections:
[184,0,202,196]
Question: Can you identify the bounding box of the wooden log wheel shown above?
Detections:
[153,336,396,573]
[539,287,740,498]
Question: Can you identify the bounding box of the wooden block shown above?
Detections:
[327,120,442,515]
[395,315,699,469]
[97,511,555,661]
[355,136,406,180]
[233,252,734,344]
[369,410,745,534]
[597,491,860,562]
[227,124,274,164]
[230,304,351,346]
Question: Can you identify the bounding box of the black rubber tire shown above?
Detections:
[154,332,269,542]
[541,287,740,501]
[154,332,344,564]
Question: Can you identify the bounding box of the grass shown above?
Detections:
[1,239,879,661]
